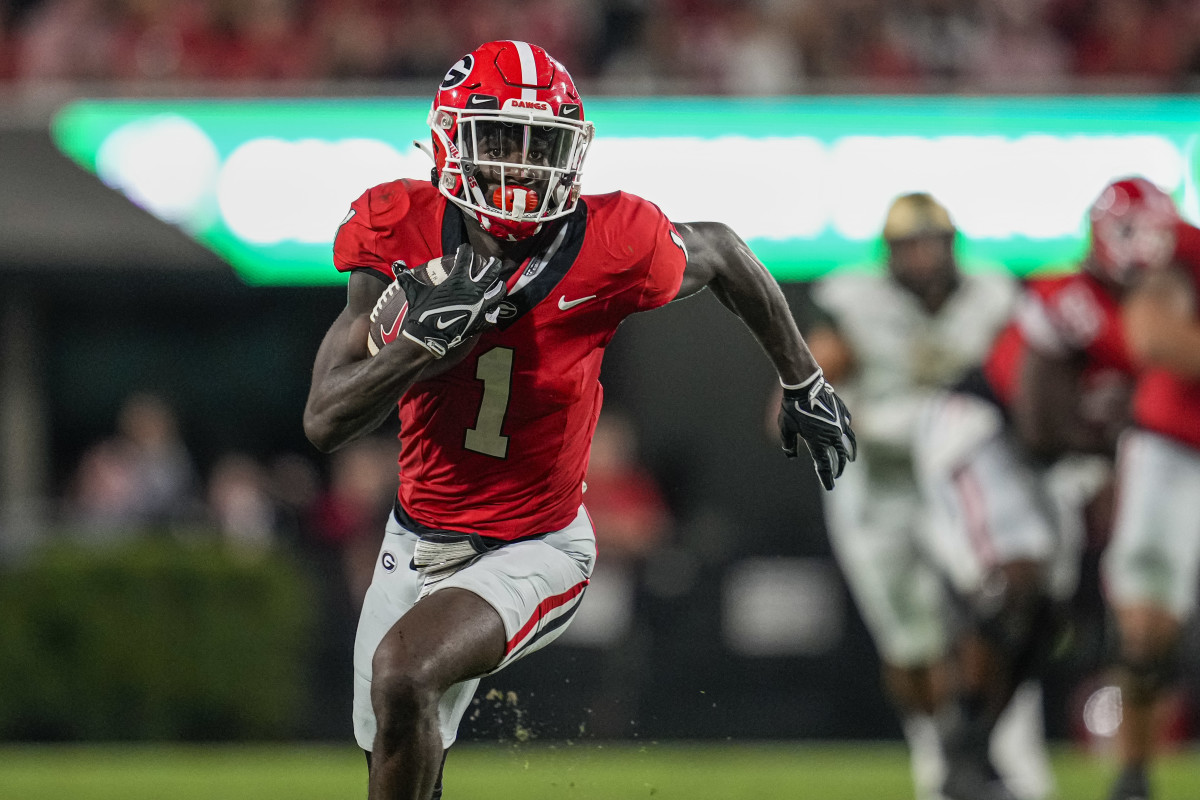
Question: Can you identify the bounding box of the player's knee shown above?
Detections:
[997,560,1042,599]
[370,670,438,742]
[1119,648,1178,704]
[970,565,1051,658]
[370,651,440,739]
[1116,609,1179,662]
[1122,657,1176,701]
[882,662,940,716]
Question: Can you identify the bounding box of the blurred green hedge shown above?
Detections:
[0,537,314,741]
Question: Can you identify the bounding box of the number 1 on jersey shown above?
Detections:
[464,347,513,458]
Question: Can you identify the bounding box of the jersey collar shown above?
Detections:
[441,200,588,330]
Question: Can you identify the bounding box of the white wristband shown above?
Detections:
[780,368,823,392]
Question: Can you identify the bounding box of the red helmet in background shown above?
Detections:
[427,40,594,241]
[1087,177,1179,287]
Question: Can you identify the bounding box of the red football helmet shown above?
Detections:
[426,40,594,241]
[1086,176,1179,287]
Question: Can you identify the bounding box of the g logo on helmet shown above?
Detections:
[381,551,397,573]
[441,55,473,89]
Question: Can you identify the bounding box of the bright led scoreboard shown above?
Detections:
[52,96,1200,286]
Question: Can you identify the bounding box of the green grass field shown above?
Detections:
[2,741,1198,800]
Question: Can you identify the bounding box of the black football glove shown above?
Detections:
[779,369,857,491]
[397,243,507,357]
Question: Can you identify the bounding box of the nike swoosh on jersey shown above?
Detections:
[558,294,597,311]
[435,313,468,330]
[380,304,408,344]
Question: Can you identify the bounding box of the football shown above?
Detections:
[365,265,480,376]
[366,255,454,356]
[366,278,408,357]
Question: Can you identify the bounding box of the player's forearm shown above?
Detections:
[1125,314,1200,378]
[1123,268,1200,378]
[303,339,434,452]
[702,225,820,384]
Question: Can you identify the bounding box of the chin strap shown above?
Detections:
[412,139,436,162]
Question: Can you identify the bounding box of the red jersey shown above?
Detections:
[982,270,1135,413]
[1132,221,1200,450]
[334,180,687,540]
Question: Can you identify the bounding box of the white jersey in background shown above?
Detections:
[814,267,1053,800]
[813,266,1017,666]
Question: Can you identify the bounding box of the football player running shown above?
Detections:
[1101,183,1200,800]
[911,178,1171,800]
[302,40,855,800]
[806,193,1054,800]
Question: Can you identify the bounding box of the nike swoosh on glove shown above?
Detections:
[397,243,507,357]
[778,369,858,491]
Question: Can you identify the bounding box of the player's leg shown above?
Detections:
[914,402,1058,800]
[353,518,487,800]
[351,519,491,799]
[886,661,951,800]
[986,456,1111,800]
[1107,605,1179,800]
[941,556,1062,800]
[364,747,448,799]
[1101,431,1200,800]
[369,588,506,800]
[354,506,594,800]
[825,476,949,800]
[964,558,1057,705]
[990,681,1053,800]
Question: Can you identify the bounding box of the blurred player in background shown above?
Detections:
[912,177,1175,800]
[1101,185,1200,800]
[806,193,1051,800]
[303,40,856,800]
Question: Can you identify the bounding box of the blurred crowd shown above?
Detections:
[63,392,672,613]
[59,390,677,738]
[65,391,391,602]
[3,0,1200,93]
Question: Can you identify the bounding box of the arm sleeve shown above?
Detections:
[332,188,398,282]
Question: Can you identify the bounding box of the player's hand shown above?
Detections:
[397,243,507,357]
[778,369,857,491]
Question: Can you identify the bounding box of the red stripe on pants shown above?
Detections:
[954,465,997,566]
[504,579,588,656]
